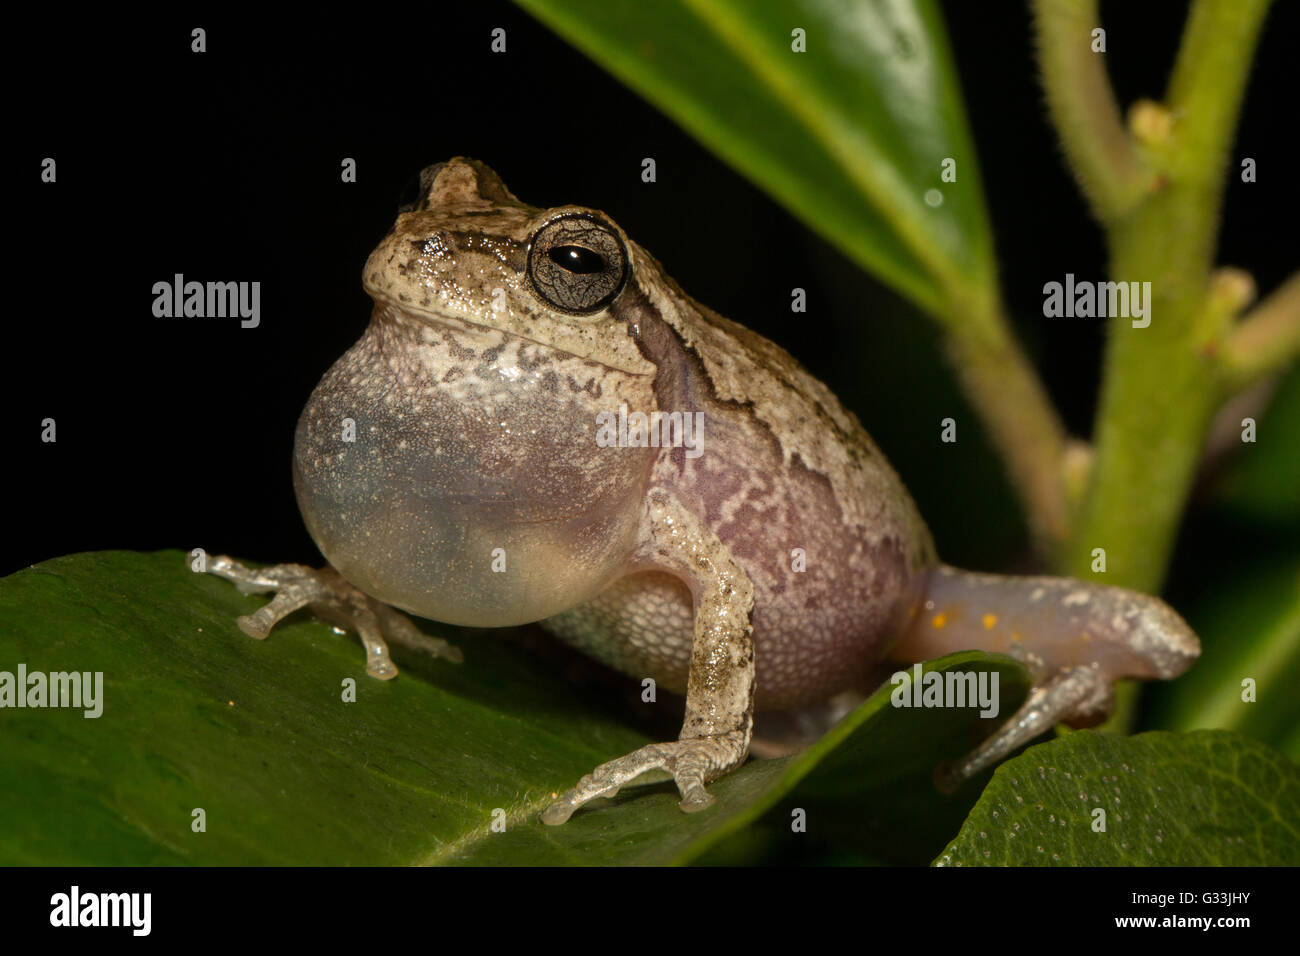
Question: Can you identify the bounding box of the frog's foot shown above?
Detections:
[540,730,748,825]
[892,564,1200,793]
[203,555,462,680]
[934,665,1113,793]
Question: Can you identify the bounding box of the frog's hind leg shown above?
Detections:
[202,555,462,679]
[889,564,1200,792]
[541,490,755,825]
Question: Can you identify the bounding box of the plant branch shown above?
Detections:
[1220,271,1300,392]
[1048,0,1272,735]
[1164,0,1276,192]
[1030,0,1150,222]
[1061,0,1272,596]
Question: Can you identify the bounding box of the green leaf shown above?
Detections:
[0,550,1027,865]
[936,730,1300,866]
[730,654,1033,865]
[453,652,1032,865]
[515,0,996,322]
[1149,556,1300,757]
[0,551,642,865]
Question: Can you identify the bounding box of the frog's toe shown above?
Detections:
[542,743,672,825]
[234,584,316,639]
[541,733,744,825]
[205,556,323,635]
[374,602,464,664]
[677,776,715,813]
[199,554,460,679]
[935,665,1114,793]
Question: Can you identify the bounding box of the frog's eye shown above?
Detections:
[527,214,629,315]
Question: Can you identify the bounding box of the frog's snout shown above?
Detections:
[399,157,519,214]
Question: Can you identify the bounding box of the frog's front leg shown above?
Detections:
[202,555,462,679]
[890,565,1200,791]
[541,490,755,825]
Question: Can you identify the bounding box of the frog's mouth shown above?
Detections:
[368,290,648,376]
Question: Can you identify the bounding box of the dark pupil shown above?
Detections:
[548,245,606,274]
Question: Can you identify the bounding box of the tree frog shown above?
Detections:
[205,158,1199,825]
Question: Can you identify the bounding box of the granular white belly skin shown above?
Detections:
[543,571,696,697]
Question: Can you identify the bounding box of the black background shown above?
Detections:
[9,2,1297,607]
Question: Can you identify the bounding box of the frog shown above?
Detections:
[204,157,1200,825]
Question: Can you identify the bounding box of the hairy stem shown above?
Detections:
[1063,0,1272,594]
[1030,0,1151,222]
[1040,0,1272,732]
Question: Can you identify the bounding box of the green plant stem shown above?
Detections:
[1030,0,1151,221]
[1063,0,1272,592]
[1221,271,1300,392]
[1042,0,1272,731]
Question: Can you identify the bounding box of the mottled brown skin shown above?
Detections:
[205,158,1200,824]
[543,278,936,711]
[293,159,934,716]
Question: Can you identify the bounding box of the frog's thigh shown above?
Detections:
[541,571,694,695]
